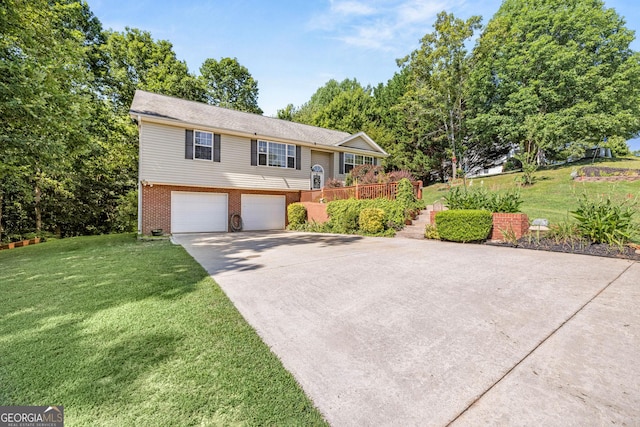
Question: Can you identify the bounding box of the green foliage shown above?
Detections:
[345,173,354,187]
[435,209,493,242]
[102,27,204,112]
[112,189,138,233]
[287,203,307,228]
[514,151,538,186]
[424,224,440,240]
[359,208,386,233]
[199,57,262,114]
[502,157,522,172]
[546,221,581,245]
[326,198,405,234]
[469,0,640,161]
[571,194,638,246]
[398,12,482,181]
[395,178,425,213]
[445,186,522,213]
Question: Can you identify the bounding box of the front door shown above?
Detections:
[311,164,324,190]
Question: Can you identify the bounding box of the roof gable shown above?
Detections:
[336,132,388,155]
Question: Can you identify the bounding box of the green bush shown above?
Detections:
[326,198,406,234]
[287,203,307,228]
[396,178,416,208]
[359,208,386,233]
[395,178,426,216]
[424,224,440,240]
[445,186,522,213]
[571,194,637,246]
[435,209,493,243]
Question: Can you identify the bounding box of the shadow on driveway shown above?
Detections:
[173,231,363,276]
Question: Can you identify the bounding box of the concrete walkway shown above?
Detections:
[173,232,640,426]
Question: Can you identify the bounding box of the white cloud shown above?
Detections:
[397,0,446,25]
[330,0,377,16]
[309,0,451,51]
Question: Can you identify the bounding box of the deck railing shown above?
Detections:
[300,181,422,203]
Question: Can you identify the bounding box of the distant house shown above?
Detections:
[129,91,387,234]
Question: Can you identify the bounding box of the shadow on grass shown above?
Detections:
[175,231,364,276]
[0,234,202,407]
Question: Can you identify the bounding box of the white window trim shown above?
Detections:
[194,130,213,161]
[257,139,296,169]
[344,153,374,173]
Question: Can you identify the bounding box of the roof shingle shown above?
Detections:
[130,90,353,147]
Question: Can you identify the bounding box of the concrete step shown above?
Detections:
[395,209,430,239]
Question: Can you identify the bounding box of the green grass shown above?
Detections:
[0,234,326,426]
[423,157,640,228]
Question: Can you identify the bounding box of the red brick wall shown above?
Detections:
[141,184,300,235]
[491,213,529,241]
[300,202,329,223]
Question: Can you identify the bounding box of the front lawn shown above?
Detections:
[422,157,640,226]
[0,234,326,426]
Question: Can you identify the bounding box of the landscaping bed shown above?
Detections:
[487,237,640,261]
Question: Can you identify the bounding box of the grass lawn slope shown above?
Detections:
[0,234,326,426]
[423,157,640,228]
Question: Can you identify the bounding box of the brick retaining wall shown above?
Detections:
[574,176,640,182]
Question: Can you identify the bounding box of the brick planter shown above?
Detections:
[491,213,529,241]
[300,202,329,223]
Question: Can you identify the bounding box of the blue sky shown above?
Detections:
[88,0,640,150]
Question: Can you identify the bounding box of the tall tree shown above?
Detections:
[399,12,482,180]
[469,0,640,161]
[199,57,262,114]
[102,28,204,112]
[0,0,94,234]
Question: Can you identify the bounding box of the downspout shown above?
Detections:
[137,115,143,235]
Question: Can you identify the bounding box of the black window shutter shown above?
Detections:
[250,139,257,166]
[213,134,221,162]
[339,152,344,174]
[295,146,301,170]
[185,130,194,159]
[373,157,378,166]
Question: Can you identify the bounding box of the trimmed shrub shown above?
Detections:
[424,224,440,240]
[325,198,406,234]
[287,203,307,228]
[435,209,493,243]
[359,208,385,233]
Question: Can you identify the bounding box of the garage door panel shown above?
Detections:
[171,192,227,233]
[241,194,285,231]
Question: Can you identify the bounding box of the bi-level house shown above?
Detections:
[130,90,388,234]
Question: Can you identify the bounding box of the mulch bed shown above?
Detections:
[487,237,640,261]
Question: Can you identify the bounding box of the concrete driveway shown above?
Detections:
[173,232,640,426]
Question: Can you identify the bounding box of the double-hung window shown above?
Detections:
[344,153,374,173]
[194,131,213,160]
[258,140,296,169]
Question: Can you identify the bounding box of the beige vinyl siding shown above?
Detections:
[341,136,373,151]
[140,122,311,190]
[310,150,334,179]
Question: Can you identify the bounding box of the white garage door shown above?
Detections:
[171,192,228,233]
[241,194,286,231]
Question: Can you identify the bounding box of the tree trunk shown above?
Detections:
[35,181,42,233]
[0,190,3,242]
[449,107,457,181]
